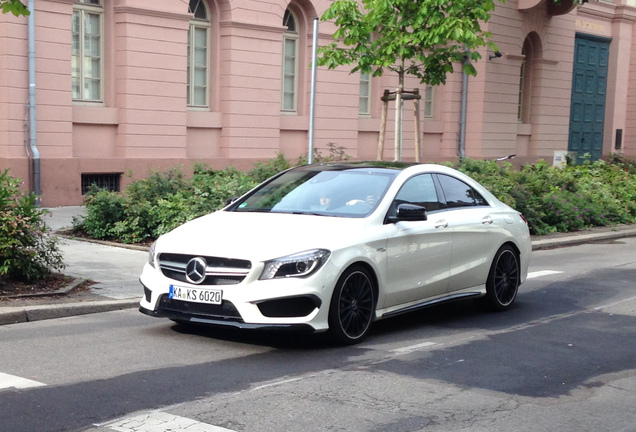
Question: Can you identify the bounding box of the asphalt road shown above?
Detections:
[1,238,635,432]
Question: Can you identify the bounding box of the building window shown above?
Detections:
[81,173,121,195]
[72,0,103,101]
[188,0,210,107]
[518,54,526,121]
[518,35,536,123]
[359,72,371,116]
[424,85,434,119]
[282,9,298,112]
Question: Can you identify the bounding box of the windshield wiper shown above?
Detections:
[231,208,271,213]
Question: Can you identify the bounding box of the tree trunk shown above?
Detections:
[394,58,405,161]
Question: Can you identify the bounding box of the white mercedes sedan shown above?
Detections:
[139,163,531,344]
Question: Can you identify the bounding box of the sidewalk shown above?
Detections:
[0,206,145,325]
[1,206,636,326]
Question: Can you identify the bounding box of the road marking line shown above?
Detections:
[0,372,46,390]
[251,376,303,392]
[392,341,437,354]
[527,270,564,279]
[107,412,235,432]
[593,294,636,311]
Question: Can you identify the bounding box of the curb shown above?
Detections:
[0,277,87,300]
[0,299,139,326]
[531,227,636,251]
[56,230,151,252]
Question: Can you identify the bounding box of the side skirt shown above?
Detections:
[378,290,485,319]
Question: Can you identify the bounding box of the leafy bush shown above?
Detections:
[248,153,291,183]
[76,164,261,242]
[79,187,127,239]
[75,147,350,243]
[76,150,636,243]
[0,170,64,281]
[458,156,636,235]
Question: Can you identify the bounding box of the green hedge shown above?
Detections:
[456,154,636,235]
[76,154,291,243]
[74,153,636,243]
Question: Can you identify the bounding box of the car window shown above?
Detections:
[437,174,488,208]
[473,189,488,206]
[230,168,395,218]
[394,174,443,212]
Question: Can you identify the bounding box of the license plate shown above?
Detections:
[169,285,222,305]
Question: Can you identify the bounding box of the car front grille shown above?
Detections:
[158,253,251,285]
[157,294,243,321]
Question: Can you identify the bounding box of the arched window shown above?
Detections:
[518,44,529,122]
[188,0,210,107]
[518,33,541,123]
[282,9,299,112]
[72,0,103,101]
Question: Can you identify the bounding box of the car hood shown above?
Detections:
[156,210,369,262]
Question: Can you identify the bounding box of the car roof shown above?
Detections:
[298,161,419,173]
[298,162,463,176]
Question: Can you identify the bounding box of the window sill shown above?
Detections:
[280,115,309,131]
[358,117,380,132]
[517,123,532,136]
[72,105,119,125]
[422,120,443,134]
[187,111,222,128]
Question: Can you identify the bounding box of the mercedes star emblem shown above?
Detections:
[185,257,207,284]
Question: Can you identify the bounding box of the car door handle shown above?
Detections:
[434,220,448,229]
[482,215,494,225]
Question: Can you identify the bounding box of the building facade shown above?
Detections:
[1,0,635,206]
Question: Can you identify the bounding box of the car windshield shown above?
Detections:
[228,166,397,218]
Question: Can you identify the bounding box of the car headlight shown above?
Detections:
[259,249,331,280]
[148,241,157,268]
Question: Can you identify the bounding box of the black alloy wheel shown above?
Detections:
[484,245,520,311]
[328,265,376,345]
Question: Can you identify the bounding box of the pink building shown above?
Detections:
[1,0,635,206]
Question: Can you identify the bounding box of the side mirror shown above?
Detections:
[397,203,427,221]
[387,203,427,223]
[225,197,238,206]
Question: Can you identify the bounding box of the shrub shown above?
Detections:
[457,156,636,235]
[0,169,64,281]
[492,158,636,235]
[247,153,291,183]
[75,148,351,244]
[76,165,261,242]
[76,152,636,243]
[78,187,127,239]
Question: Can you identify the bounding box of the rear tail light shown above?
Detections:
[519,214,528,225]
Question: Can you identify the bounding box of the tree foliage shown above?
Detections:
[0,0,29,16]
[317,0,503,86]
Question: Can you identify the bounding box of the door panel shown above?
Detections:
[382,174,451,307]
[435,174,496,292]
[568,36,609,162]
[443,207,499,292]
[384,219,452,307]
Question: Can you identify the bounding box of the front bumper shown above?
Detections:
[138,261,337,332]
[138,304,315,332]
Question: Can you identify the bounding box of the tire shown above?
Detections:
[328,265,376,345]
[483,245,520,312]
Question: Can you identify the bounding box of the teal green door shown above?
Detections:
[568,35,610,161]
